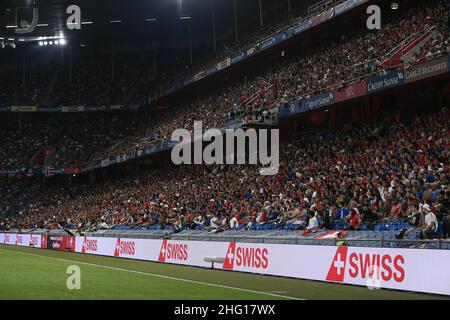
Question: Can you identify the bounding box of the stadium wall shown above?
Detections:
[1,233,449,296]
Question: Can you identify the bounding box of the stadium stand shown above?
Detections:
[1,108,449,249]
[0,0,449,251]
[0,0,449,169]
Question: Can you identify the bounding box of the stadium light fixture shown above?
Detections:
[38,38,67,47]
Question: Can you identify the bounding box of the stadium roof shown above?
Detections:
[0,0,291,46]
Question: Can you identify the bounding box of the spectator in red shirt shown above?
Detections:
[348,201,361,230]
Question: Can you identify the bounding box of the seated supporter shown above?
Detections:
[348,202,361,230]
[420,204,439,239]
[306,211,319,231]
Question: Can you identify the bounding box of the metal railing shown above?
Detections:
[308,0,342,17]
[2,229,449,250]
[381,25,437,66]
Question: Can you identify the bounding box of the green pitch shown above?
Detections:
[0,245,446,300]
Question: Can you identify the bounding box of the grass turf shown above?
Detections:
[0,244,447,300]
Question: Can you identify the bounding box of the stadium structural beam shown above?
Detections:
[153,40,157,74]
[60,44,64,67]
[111,41,115,80]
[22,54,26,90]
[188,20,193,65]
[69,43,72,82]
[211,2,217,52]
[259,0,263,27]
[233,0,238,42]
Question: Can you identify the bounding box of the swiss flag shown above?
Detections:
[158,240,168,262]
[114,238,121,257]
[223,242,236,270]
[326,247,348,282]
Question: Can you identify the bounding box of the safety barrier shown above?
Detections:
[0,232,449,296]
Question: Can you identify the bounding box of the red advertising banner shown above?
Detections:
[333,80,367,103]
[46,235,75,251]
[40,234,47,248]
[64,167,80,175]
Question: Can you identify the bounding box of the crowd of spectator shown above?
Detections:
[0,0,448,170]
[0,116,63,168]
[0,179,37,221]
[1,109,449,241]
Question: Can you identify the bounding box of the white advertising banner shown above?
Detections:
[72,236,450,295]
[0,233,42,248]
[1,233,449,295]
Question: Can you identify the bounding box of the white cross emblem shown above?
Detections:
[227,251,234,264]
[334,253,345,275]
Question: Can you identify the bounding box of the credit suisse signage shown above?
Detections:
[278,55,450,120]
[405,56,448,83]
[1,233,449,295]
